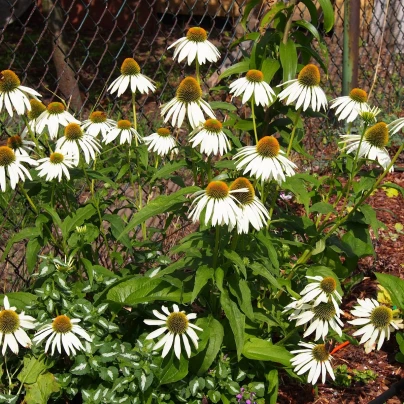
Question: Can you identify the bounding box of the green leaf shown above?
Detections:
[195,317,224,375]
[220,290,245,359]
[218,60,250,82]
[81,258,94,286]
[294,20,321,41]
[159,353,189,385]
[279,39,297,82]
[261,59,280,84]
[298,0,318,26]
[1,227,41,261]
[317,0,335,32]
[224,250,247,278]
[106,277,191,305]
[26,238,41,274]
[259,2,286,28]
[192,266,214,302]
[375,273,404,310]
[24,373,60,404]
[341,231,374,258]
[150,160,187,182]
[282,176,310,213]
[267,369,279,404]
[249,262,283,291]
[70,355,90,375]
[17,356,51,384]
[0,292,37,311]
[243,338,292,366]
[209,101,237,112]
[228,277,254,320]
[309,202,335,214]
[255,232,279,270]
[100,366,118,382]
[118,186,199,241]
[103,214,132,250]
[61,204,96,237]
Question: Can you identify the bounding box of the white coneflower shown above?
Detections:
[0,69,41,117]
[144,304,203,359]
[104,119,142,145]
[292,301,344,341]
[0,146,37,192]
[233,136,297,184]
[229,69,276,107]
[388,117,404,135]
[56,123,100,165]
[33,315,92,356]
[0,296,36,355]
[299,276,342,312]
[330,88,369,122]
[23,99,47,135]
[81,111,116,139]
[229,177,269,234]
[168,27,220,65]
[161,77,215,129]
[189,118,231,156]
[188,180,246,228]
[290,342,335,385]
[36,101,80,140]
[7,134,35,156]
[108,58,156,97]
[36,150,76,181]
[339,122,392,171]
[348,298,403,351]
[143,128,177,156]
[278,64,328,112]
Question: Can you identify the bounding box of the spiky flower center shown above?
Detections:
[0,310,20,334]
[229,177,255,205]
[7,135,23,150]
[203,119,222,133]
[0,146,16,167]
[64,123,83,140]
[120,58,141,75]
[206,181,229,199]
[365,122,389,148]
[246,69,264,83]
[256,136,280,158]
[312,344,330,362]
[320,277,337,294]
[298,64,321,87]
[0,70,21,92]
[52,315,73,334]
[50,152,64,164]
[89,111,107,123]
[28,99,46,120]
[157,128,171,137]
[47,102,65,115]
[349,88,367,103]
[186,27,207,42]
[176,77,202,103]
[370,306,392,329]
[166,312,188,334]
[313,302,335,321]
[117,120,132,130]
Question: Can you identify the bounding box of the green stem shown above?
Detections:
[4,354,12,395]
[155,156,159,169]
[282,0,297,44]
[132,92,138,138]
[286,108,301,157]
[213,226,221,269]
[18,184,38,214]
[251,97,259,144]
[207,155,212,182]
[230,232,239,250]
[21,115,43,157]
[196,60,200,85]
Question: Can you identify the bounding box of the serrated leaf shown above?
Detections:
[24,373,60,404]
[100,366,118,382]
[150,160,187,183]
[17,356,51,384]
[103,214,132,251]
[70,358,90,375]
[1,227,41,261]
[61,204,96,238]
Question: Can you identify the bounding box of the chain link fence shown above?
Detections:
[1,0,403,290]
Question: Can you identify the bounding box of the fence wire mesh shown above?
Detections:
[0,0,403,290]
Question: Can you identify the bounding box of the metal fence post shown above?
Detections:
[342,0,360,95]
